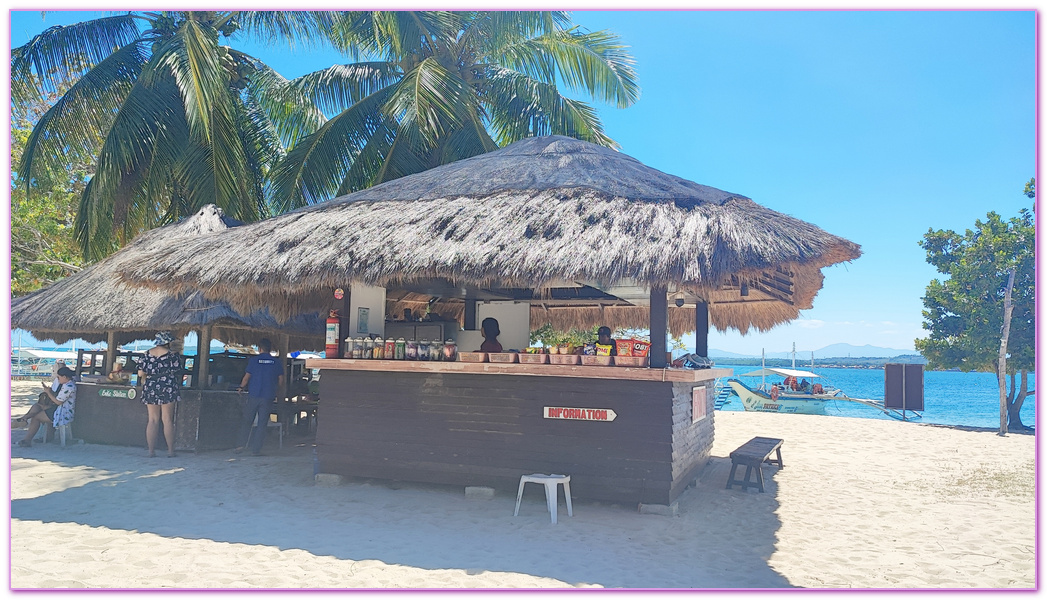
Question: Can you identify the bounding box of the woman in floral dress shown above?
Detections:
[137,331,182,457]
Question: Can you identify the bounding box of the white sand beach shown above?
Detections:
[8,379,1035,590]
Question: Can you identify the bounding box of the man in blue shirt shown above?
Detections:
[235,339,285,456]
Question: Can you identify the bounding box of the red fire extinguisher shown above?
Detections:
[325,310,341,357]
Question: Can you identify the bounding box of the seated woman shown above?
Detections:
[17,366,76,447]
[479,317,502,353]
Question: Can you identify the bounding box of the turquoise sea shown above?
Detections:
[715,364,1037,430]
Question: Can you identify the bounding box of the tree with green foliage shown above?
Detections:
[12,11,335,261]
[10,70,93,294]
[915,186,1035,431]
[265,11,639,210]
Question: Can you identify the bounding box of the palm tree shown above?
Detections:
[263,11,640,210]
[12,11,335,261]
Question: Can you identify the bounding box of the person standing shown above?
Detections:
[235,338,284,456]
[138,331,183,458]
[479,317,503,353]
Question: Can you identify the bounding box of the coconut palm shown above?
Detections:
[12,10,335,261]
[263,11,640,210]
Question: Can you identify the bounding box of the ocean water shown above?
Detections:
[715,364,1037,429]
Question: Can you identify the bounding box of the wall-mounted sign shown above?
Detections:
[334,288,344,300]
[692,385,707,423]
[99,387,137,400]
[357,307,369,333]
[544,407,617,422]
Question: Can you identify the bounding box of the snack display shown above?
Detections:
[630,340,651,357]
[581,343,597,356]
[615,339,633,357]
[595,343,613,356]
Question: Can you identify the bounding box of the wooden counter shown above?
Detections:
[306,358,732,383]
[310,363,731,506]
[72,383,242,452]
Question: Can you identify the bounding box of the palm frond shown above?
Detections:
[231,11,337,50]
[487,28,640,108]
[483,67,616,148]
[11,13,141,96]
[385,57,470,147]
[243,58,328,148]
[17,40,147,190]
[270,87,393,210]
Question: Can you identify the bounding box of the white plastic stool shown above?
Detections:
[514,474,573,524]
[33,423,72,446]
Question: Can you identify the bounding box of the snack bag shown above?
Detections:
[615,339,633,357]
[631,340,651,357]
[582,343,597,356]
[595,343,613,356]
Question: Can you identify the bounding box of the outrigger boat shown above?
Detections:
[724,366,922,421]
[727,367,841,415]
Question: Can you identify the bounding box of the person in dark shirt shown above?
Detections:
[235,338,285,456]
[479,317,503,353]
[596,326,618,356]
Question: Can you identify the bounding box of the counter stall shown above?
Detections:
[307,359,730,507]
[72,382,243,452]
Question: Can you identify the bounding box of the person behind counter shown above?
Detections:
[16,366,76,447]
[577,326,618,356]
[479,317,502,353]
[235,338,285,456]
[138,331,182,458]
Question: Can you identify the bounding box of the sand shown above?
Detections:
[7,379,1036,590]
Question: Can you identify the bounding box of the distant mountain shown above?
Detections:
[707,348,755,359]
[708,344,918,360]
[812,343,916,359]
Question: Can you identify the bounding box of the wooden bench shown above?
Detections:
[726,437,784,492]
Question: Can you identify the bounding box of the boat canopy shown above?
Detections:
[12,349,79,360]
[739,367,820,379]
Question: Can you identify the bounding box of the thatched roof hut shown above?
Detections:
[11,205,324,349]
[115,136,860,335]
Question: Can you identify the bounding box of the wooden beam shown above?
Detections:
[197,324,212,389]
[649,285,668,368]
[105,331,117,376]
[695,302,709,358]
[280,333,291,400]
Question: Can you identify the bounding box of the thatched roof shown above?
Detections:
[116,136,860,334]
[11,205,324,349]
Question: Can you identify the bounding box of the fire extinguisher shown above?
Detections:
[325,310,341,357]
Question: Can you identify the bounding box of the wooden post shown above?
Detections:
[649,285,668,368]
[105,331,118,376]
[197,324,212,389]
[695,302,709,358]
[280,333,292,401]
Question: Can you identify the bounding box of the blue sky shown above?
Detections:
[7,8,1036,356]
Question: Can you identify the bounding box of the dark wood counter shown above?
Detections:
[310,364,729,506]
[73,383,242,452]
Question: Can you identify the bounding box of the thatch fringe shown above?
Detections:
[11,206,324,350]
[112,136,860,333]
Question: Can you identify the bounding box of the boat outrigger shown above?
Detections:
[725,366,922,421]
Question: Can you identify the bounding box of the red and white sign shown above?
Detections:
[544,407,617,422]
